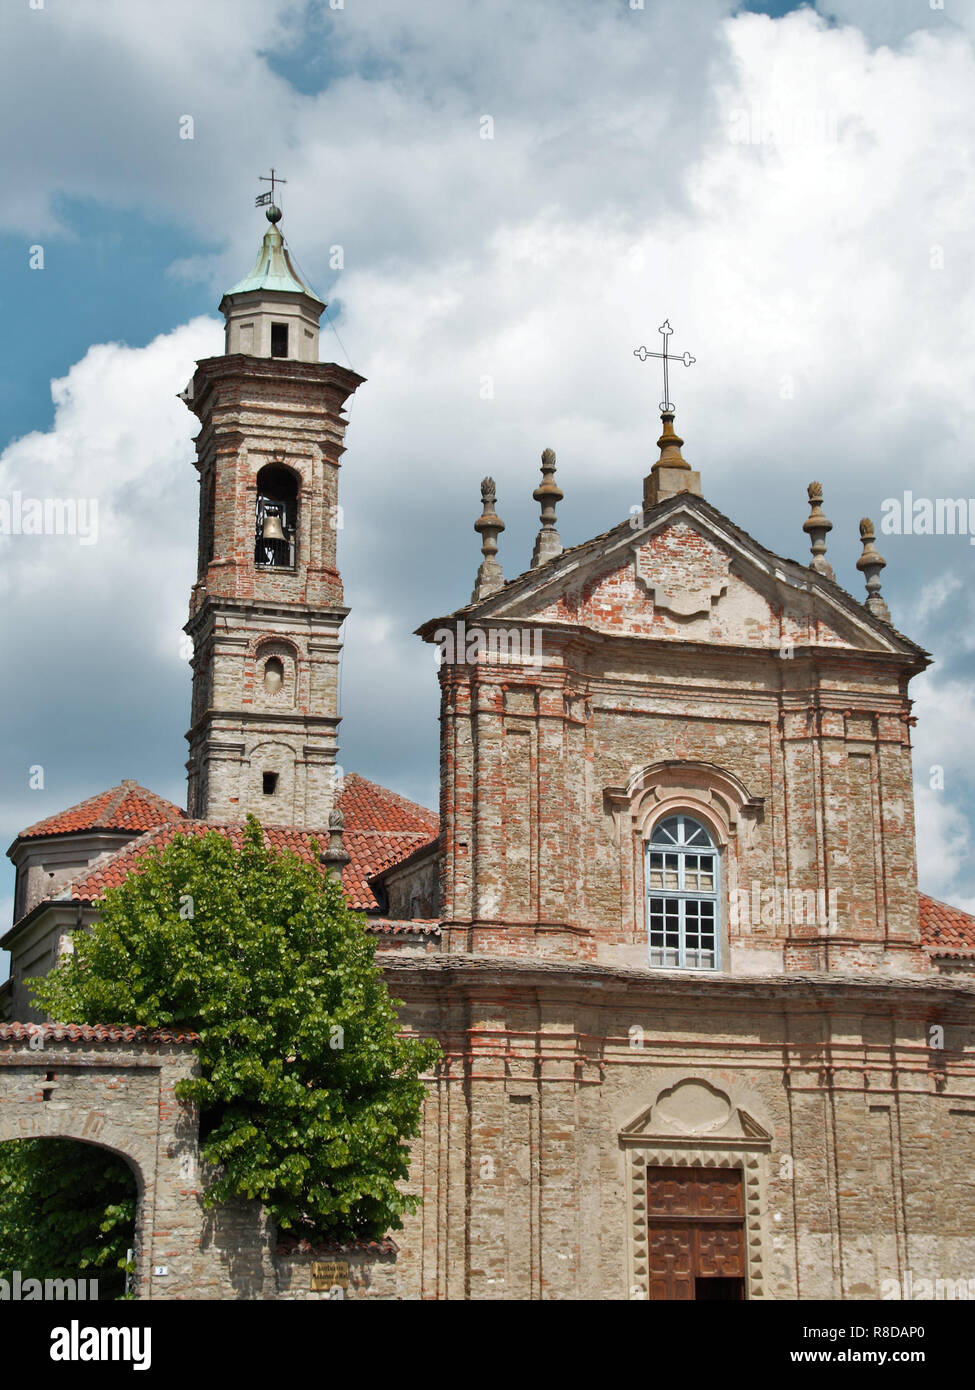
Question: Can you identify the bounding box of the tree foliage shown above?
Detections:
[31,818,440,1242]
[0,1138,135,1299]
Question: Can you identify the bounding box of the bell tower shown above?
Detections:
[182,199,364,827]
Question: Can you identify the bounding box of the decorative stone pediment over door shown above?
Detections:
[620,1078,772,1301]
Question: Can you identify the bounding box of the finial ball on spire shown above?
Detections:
[857,516,891,622]
[803,480,835,580]
[531,447,563,568]
[471,477,505,601]
[266,204,282,224]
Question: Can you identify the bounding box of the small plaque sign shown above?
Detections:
[311,1259,349,1291]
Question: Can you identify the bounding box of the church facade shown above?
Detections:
[3,206,975,1301]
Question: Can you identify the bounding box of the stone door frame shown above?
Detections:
[619,1080,772,1301]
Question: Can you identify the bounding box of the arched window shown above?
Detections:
[254,465,298,568]
[646,814,719,970]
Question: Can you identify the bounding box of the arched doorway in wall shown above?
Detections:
[0,1137,139,1300]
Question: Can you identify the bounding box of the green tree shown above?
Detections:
[0,1138,136,1299]
[31,818,440,1242]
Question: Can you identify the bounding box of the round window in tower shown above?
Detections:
[263,657,284,694]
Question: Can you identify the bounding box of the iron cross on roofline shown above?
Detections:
[633,320,696,413]
[256,168,287,208]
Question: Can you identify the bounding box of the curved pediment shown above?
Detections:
[620,1078,772,1147]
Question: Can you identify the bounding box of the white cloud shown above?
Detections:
[4,1,975,915]
[914,784,973,900]
[0,318,221,625]
[822,0,975,47]
[904,572,964,634]
[0,320,221,893]
[910,671,975,900]
[1,0,303,234]
[911,673,975,782]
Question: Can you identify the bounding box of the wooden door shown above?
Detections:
[646,1166,746,1300]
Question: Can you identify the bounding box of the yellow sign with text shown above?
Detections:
[311,1260,349,1291]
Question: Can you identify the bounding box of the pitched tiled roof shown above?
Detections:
[335,773,439,909]
[0,1022,199,1044]
[338,774,438,835]
[342,830,438,911]
[17,781,186,841]
[919,892,975,958]
[44,774,439,915]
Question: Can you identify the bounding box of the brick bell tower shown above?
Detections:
[182,198,364,826]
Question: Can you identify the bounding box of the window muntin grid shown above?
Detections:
[646,814,719,970]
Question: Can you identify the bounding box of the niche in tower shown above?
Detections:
[254,638,297,707]
[255,464,298,569]
[264,657,284,694]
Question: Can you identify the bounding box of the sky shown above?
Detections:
[2,0,975,977]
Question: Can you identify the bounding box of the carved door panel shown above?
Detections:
[647,1224,694,1301]
[646,1166,746,1300]
[695,1224,745,1278]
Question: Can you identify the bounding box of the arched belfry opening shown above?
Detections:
[255,464,298,569]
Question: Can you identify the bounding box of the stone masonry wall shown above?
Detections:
[379,956,975,1300]
[437,626,924,973]
[183,355,363,828]
[4,963,973,1301]
[0,1026,274,1299]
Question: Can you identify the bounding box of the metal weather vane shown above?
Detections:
[256,168,287,208]
[633,320,696,412]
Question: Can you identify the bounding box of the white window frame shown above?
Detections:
[645,813,721,971]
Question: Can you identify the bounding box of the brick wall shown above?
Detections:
[183,355,363,828]
[0,1028,274,1299]
[0,1027,407,1300]
[433,514,927,973]
[380,956,975,1300]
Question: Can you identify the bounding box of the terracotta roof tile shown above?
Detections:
[365,919,441,936]
[45,774,439,915]
[919,892,975,958]
[18,781,186,841]
[338,774,438,836]
[0,1022,198,1044]
[342,831,438,910]
[276,1235,398,1256]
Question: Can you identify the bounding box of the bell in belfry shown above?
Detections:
[262,508,286,542]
